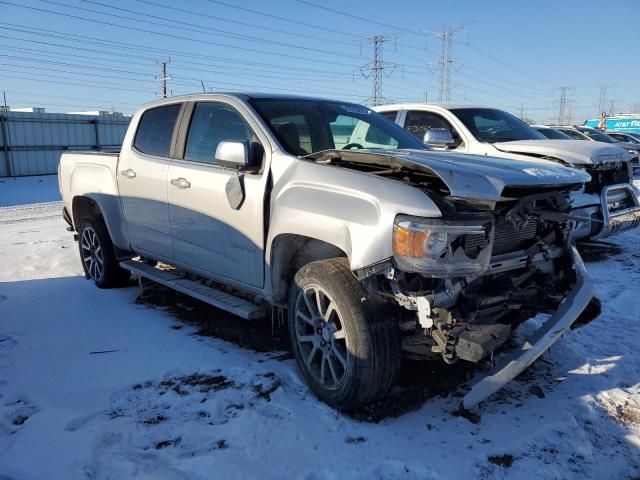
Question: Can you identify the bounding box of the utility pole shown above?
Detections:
[155,58,172,98]
[519,104,525,120]
[597,83,607,116]
[2,91,7,112]
[359,35,396,106]
[428,25,465,102]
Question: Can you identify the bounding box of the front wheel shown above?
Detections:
[78,216,130,288]
[288,258,401,410]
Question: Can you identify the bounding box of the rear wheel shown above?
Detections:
[288,258,401,410]
[78,216,130,288]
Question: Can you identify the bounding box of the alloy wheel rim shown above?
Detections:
[294,285,349,389]
[81,226,104,281]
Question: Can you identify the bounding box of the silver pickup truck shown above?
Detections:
[59,93,594,410]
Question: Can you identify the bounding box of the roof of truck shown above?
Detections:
[140,92,361,109]
[374,103,488,111]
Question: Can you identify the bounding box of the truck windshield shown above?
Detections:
[450,108,546,143]
[249,98,425,156]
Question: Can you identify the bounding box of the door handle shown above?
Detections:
[170,177,191,189]
[120,169,136,178]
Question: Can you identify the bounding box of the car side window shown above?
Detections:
[562,129,585,140]
[380,110,398,122]
[405,111,460,141]
[184,103,256,164]
[133,103,181,157]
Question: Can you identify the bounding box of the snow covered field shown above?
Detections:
[1,175,639,480]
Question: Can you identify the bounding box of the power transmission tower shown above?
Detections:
[155,58,172,98]
[556,86,572,124]
[597,83,608,116]
[359,35,397,106]
[608,100,616,115]
[428,25,465,102]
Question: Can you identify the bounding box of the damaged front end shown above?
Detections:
[363,189,594,407]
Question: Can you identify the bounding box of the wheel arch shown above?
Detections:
[269,233,348,305]
[71,194,130,251]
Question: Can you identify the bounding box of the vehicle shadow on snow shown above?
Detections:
[134,280,635,425]
[135,281,478,421]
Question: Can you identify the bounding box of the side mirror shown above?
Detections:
[215,140,250,169]
[423,128,455,146]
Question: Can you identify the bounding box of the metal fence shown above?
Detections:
[0,111,131,177]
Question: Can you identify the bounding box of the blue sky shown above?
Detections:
[0,0,638,123]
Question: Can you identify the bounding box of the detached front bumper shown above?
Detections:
[462,246,594,409]
[572,184,640,239]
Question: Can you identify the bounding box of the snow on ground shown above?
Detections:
[0,175,639,480]
[0,175,60,207]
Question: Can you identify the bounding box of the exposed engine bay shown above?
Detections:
[382,191,576,365]
[312,149,582,367]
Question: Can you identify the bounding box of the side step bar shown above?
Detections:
[119,259,266,320]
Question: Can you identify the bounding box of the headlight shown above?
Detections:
[392,215,494,277]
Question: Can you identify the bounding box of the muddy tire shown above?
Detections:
[288,258,401,410]
[78,215,130,288]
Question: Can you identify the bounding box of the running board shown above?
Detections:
[119,259,266,320]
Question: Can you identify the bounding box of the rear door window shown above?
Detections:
[133,104,181,157]
[379,110,398,122]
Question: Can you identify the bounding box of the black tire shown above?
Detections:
[288,258,401,410]
[77,215,130,289]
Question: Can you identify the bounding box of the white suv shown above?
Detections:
[373,104,640,240]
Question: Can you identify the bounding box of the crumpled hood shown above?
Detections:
[492,139,631,166]
[322,149,590,202]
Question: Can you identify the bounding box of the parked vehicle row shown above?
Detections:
[374,104,640,240]
[58,94,634,411]
[607,131,640,144]
[534,124,640,168]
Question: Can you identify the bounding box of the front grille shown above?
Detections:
[584,162,630,194]
[464,219,540,257]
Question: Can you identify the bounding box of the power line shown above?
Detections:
[204,0,359,38]
[0,42,360,87]
[457,41,555,87]
[0,1,361,67]
[460,64,550,94]
[295,0,424,36]
[72,0,363,60]
[359,35,397,106]
[0,26,357,78]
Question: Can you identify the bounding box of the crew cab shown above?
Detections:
[374,104,640,240]
[59,93,594,410]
